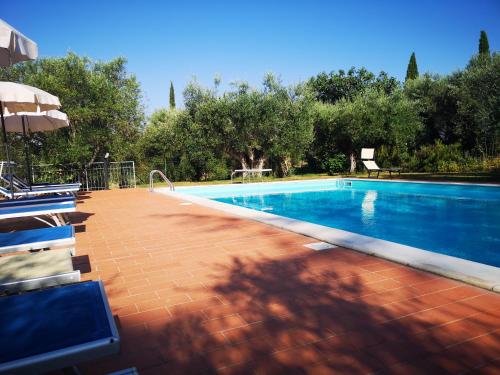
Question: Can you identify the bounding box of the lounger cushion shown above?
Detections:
[0,249,74,284]
[361,148,375,160]
[362,160,380,170]
[0,281,119,371]
[0,225,74,254]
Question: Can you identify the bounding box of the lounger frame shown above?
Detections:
[361,148,401,179]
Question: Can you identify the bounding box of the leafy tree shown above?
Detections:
[140,106,229,181]
[405,52,419,81]
[140,78,232,181]
[404,74,459,146]
[169,81,176,109]
[405,54,500,158]
[139,109,178,177]
[142,74,314,180]
[452,53,500,156]
[224,74,314,176]
[311,89,421,173]
[308,67,398,104]
[0,53,144,166]
[479,30,490,56]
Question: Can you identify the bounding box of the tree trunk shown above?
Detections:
[239,152,266,178]
[255,157,265,177]
[239,155,249,178]
[87,145,100,167]
[279,157,292,177]
[349,152,357,174]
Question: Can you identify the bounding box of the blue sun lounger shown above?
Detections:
[0,185,78,199]
[0,200,76,226]
[0,225,75,255]
[2,174,81,192]
[0,281,119,373]
[0,181,79,198]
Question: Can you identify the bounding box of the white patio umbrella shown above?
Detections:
[0,82,61,196]
[2,109,69,189]
[0,82,61,113]
[0,19,38,67]
[3,108,69,133]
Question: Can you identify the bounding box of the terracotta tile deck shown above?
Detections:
[69,189,499,373]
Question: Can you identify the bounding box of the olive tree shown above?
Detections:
[224,74,314,176]
[0,53,144,166]
[313,89,421,173]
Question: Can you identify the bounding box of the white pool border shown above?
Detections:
[157,181,500,292]
[174,177,500,190]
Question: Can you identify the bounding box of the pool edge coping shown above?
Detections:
[158,188,500,293]
[174,177,500,191]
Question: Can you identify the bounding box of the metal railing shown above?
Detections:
[1,161,137,191]
[149,170,174,192]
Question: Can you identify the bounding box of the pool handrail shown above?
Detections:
[149,170,174,192]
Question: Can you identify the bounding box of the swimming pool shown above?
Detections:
[177,179,500,268]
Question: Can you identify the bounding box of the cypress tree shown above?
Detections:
[169,81,176,109]
[479,30,490,56]
[405,52,419,81]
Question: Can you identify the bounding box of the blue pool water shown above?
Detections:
[178,180,500,267]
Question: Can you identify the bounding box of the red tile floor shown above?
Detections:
[66,189,500,374]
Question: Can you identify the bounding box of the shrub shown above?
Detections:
[375,145,406,168]
[409,141,464,172]
[204,159,230,180]
[323,153,348,175]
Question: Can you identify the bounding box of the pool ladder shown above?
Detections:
[336,179,352,188]
[149,170,175,192]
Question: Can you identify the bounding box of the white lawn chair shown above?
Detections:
[361,148,401,178]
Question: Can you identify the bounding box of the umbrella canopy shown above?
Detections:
[0,19,38,67]
[0,83,61,196]
[3,109,69,133]
[0,82,61,112]
[1,109,70,190]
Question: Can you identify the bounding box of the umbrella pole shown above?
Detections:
[0,101,14,198]
[22,116,33,191]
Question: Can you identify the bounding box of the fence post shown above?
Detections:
[103,153,110,190]
[84,168,89,191]
[132,161,137,188]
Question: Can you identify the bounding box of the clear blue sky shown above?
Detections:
[3,0,499,115]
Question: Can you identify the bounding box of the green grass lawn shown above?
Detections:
[141,171,499,189]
